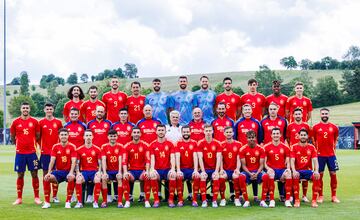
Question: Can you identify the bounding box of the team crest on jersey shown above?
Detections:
[251,123,256,129]
[257,97,261,103]
[29,122,33,127]
[211,145,216,151]
[226,121,230,126]
[140,100,144,105]
[233,147,238,152]
[91,150,96,156]
[127,126,132,131]
[66,149,70,154]
[119,97,122,101]
[303,101,307,106]
[329,127,333,132]
[165,145,169,151]
[115,148,119,154]
[53,123,58,128]
[104,123,108,128]
[278,121,282,126]
[255,150,259,156]
[280,100,284,105]
[307,150,311,155]
[78,127,82,132]
[280,148,284,154]
[189,145,194,150]
[139,147,143,152]
[231,98,235,103]
[153,123,157,127]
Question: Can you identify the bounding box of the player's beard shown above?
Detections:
[201,84,208,90]
[300,139,307,144]
[73,93,79,98]
[321,117,329,122]
[295,118,302,123]
[153,86,160,92]
[90,95,97,100]
[96,115,103,120]
[218,112,225,117]
[225,87,231,91]
[182,135,190,140]
[112,85,118,90]
[22,111,29,116]
[180,84,187,90]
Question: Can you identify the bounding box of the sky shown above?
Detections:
[1,0,360,84]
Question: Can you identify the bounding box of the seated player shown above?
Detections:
[42,128,77,209]
[238,130,269,208]
[74,130,102,208]
[290,129,320,208]
[219,126,243,207]
[197,124,222,208]
[100,130,123,208]
[263,128,292,208]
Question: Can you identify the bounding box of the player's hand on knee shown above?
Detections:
[44,173,51,181]
[192,171,200,179]
[169,170,176,179]
[176,171,183,178]
[200,171,208,180]
[313,171,320,180]
[67,173,75,182]
[212,171,219,179]
[292,171,299,179]
[95,171,102,178]
[116,172,122,180]
[123,172,130,180]
[102,173,109,180]
[267,168,274,176]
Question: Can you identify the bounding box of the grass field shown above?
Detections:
[0,146,359,220]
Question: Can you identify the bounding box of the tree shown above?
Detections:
[8,95,37,118]
[233,86,244,96]
[300,59,312,70]
[31,85,36,91]
[80,73,89,83]
[31,93,46,117]
[255,65,282,96]
[54,97,68,118]
[321,56,339,69]
[191,85,201,92]
[312,76,342,107]
[13,90,18,95]
[47,80,59,100]
[113,68,125,78]
[141,88,152,96]
[6,90,10,96]
[124,63,138,78]
[67,73,78,85]
[280,56,298,69]
[214,82,224,94]
[282,71,314,98]
[19,71,30,96]
[91,75,96,82]
[40,74,65,88]
[343,45,360,61]
[10,77,21,85]
[0,110,3,128]
[340,68,360,101]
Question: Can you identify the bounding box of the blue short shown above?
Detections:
[40,154,51,170]
[52,170,69,183]
[82,171,97,182]
[273,169,286,181]
[205,169,215,179]
[225,170,234,180]
[298,170,313,180]
[156,169,170,180]
[129,170,144,181]
[181,168,194,180]
[14,153,40,172]
[318,156,339,172]
[241,171,264,185]
[107,171,118,181]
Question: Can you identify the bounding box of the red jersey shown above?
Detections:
[286,96,312,122]
[77,145,102,171]
[64,120,87,149]
[189,120,205,142]
[80,99,106,123]
[260,116,287,144]
[211,116,234,142]
[63,100,84,122]
[264,142,290,169]
[239,144,265,171]
[50,143,77,171]
[102,91,127,123]
[290,143,317,170]
[38,117,63,155]
[286,122,311,146]
[234,117,262,145]
[123,141,150,170]
[215,93,241,121]
[150,140,175,170]
[241,93,266,121]
[221,140,242,170]
[265,94,288,118]
[176,139,198,169]
[312,122,339,157]
[87,119,112,148]
[137,118,161,144]
[111,121,134,145]
[101,143,123,171]
[198,139,222,170]
[126,95,146,124]
[10,117,40,154]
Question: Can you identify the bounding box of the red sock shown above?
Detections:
[169,179,176,202]
[302,181,308,197]
[16,177,24,199]
[268,178,275,200]
[192,177,200,202]
[176,177,184,202]
[93,182,101,203]
[117,184,123,204]
[123,179,130,202]
[293,178,300,201]
[200,180,207,202]
[144,179,151,202]
[32,177,40,198]
[239,175,248,201]
[219,178,226,200]
[330,173,337,197]
[311,176,319,201]
[319,173,324,196]
[212,179,219,202]
[102,187,108,203]
[233,177,240,198]
[261,174,269,201]
[43,180,51,203]
[151,179,159,202]
[285,179,292,201]
[66,180,75,203]
[76,183,83,203]
[52,183,58,198]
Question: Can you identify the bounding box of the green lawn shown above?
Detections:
[0,146,359,220]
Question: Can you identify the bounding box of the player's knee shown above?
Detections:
[30,170,38,178]
[262,174,269,181]
[17,172,25,178]
[232,173,239,179]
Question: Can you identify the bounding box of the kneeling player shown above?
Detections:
[290,129,320,208]
[42,128,76,208]
[238,130,269,208]
[264,128,292,208]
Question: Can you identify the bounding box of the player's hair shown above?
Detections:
[204,124,213,129]
[223,77,232,83]
[224,126,233,132]
[200,75,209,80]
[21,102,30,106]
[44,102,54,108]
[88,85,98,93]
[67,85,85,100]
[70,108,80,113]
[269,102,279,108]
[320,107,330,112]
[131,81,141,87]
[217,102,226,108]
[298,128,308,135]
[293,107,303,113]
[294,81,304,87]
[156,124,166,130]
[119,107,128,113]
[111,75,118,79]
[152,78,161,83]
[248,78,258,85]
[272,80,281,85]
[271,127,281,133]
[84,129,93,134]
[178,75,188,80]
[242,103,252,109]
[246,130,257,138]
[181,125,191,131]
[108,129,118,135]
[132,126,141,131]
[58,128,68,134]
[170,110,180,118]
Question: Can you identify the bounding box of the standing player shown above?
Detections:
[137,105,161,144]
[80,85,106,123]
[265,80,288,118]
[312,108,340,203]
[234,104,263,145]
[74,130,102,208]
[64,108,87,149]
[169,76,198,126]
[260,102,287,144]
[194,76,217,124]
[215,77,241,121]
[42,128,77,209]
[102,76,128,123]
[39,103,63,203]
[165,110,182,144]
[197,125,222,208]
[145,78,170,125]
[149,125,177,208]
[126,81,146,124]
[240,79,266,121]
[290,129,320,208]
[263,128,292,208]
[219,126,243,207]
[63,85,85,122]
[211,102,234,143]
[87,106,112,151]
[286,82,313,123]
[286,108,312,146]
[189,108,205,142]
[11,102,41,205]
[111,108,134,146]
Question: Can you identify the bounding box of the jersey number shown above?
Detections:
[110,156,117,163]
[87,157,93,164]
